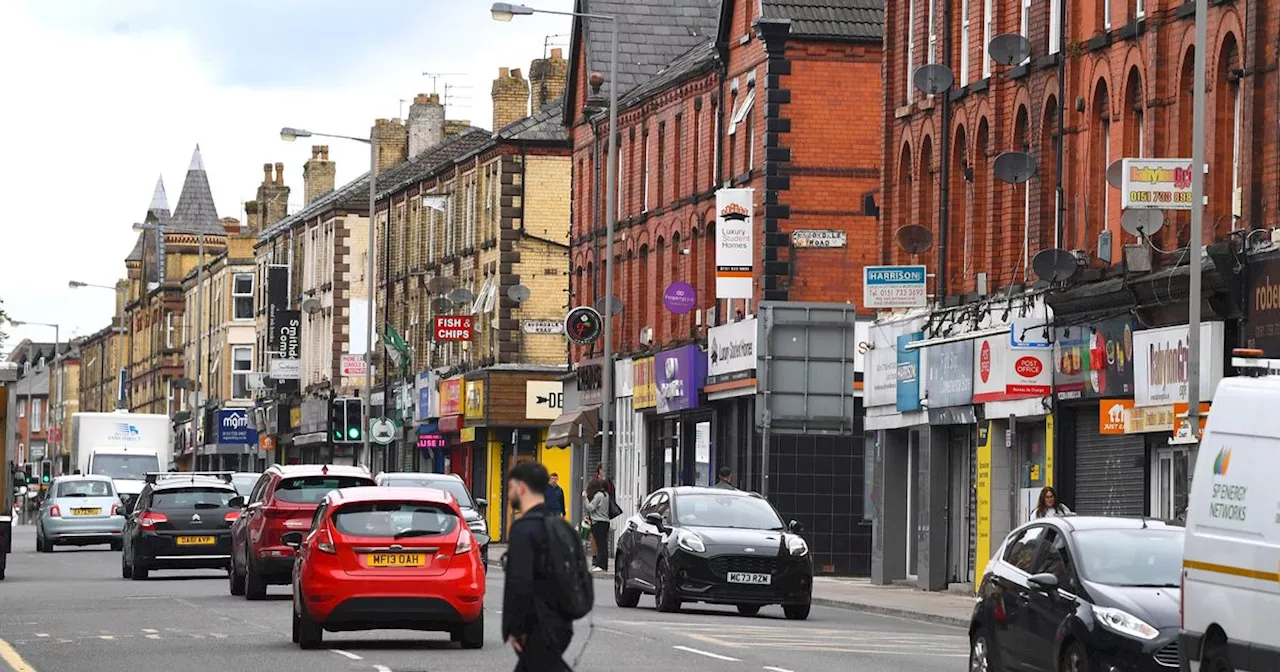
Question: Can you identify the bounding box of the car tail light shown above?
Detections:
[316,527,335,554]
[139,511,168,530]
[456,528,474,554]
[49,505,61,518]
[224,510,240,522]
[111,502,122,516]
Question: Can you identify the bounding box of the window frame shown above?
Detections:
[1002,524,1052,574]
[232,273,255,321]
[231,345,253,400]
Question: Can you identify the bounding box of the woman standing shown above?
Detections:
[583,478,611,571]
[1034,486,1072,518]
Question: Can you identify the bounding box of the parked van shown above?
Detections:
[1180,349,1280,672]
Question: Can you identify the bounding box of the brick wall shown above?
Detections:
[530,48,569,110]
[492,68,531,131]
[517,155,572,365]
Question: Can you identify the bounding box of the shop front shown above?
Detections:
[413,370,442,473]
[202,408,259,472]
[292,396,328,464]
[436,377,468,483]
[612,358,646,524]
[921,338,977,587]
[645,345,708,489]
[704,318,758,488]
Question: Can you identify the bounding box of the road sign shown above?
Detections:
[863,265,928,308]
[370,417,395,446]
[523,319,564,335]
[341,354,367,377]
[565,306,603,346]
[434,315,474,341]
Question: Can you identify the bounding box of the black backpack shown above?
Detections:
[541,514,594,620]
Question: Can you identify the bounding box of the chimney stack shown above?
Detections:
[303,145,337,205]
[251,161,290,234]
[274,162,284,185]
[407,93,446,157]
[491,66,530,131]
[530,47,569,110]
[221,217,242,234]
[371,118,408,175]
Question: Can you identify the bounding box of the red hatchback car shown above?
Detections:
[283,486,489,649]
[229,464,376,599]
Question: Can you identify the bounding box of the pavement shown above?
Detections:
[0,526,972,672]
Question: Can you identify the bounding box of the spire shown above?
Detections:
[170,144,221,234]
[149,175,169,213]
[188,144,205,172]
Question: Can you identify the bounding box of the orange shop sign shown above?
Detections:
[438,378,464,416]
[1099,399,1133,435]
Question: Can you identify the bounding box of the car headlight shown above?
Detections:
[676,529,705,553]
[786,534,809,557]
[1094,606,1159,640]
[467,519,488,536]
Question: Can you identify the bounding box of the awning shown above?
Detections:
[546,407,599,448]
[439,415,464,433]
[417,421,440,435]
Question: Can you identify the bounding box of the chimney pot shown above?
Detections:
[551,47,563,59]
[499,67,510,78]
[311,146,322,160]
[274,162,284,185]
[414,93,429,104]
[512,68,523,79]
[320,145,329,160]
[262,163,273,183]
[427,92,440,104]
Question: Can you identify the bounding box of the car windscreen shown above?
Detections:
[674,494,784,530]
[232,475,259,496]
[90,454,160,479]
[151,487,237,510]
[381,477,473,508]
[1073,528,1184,587]
[331,501,460,538]
[273,476,372,504]
[56,480,114,498]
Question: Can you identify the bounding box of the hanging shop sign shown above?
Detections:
[565,306,603,346]
[706,318,757,384]
[655,345,706,414]
[577,357,607,406]
[864,266,927,309]
[433,316,474,341]
[791,230,847,248]
[438,377,464,416]
[1133,322,1225,407]
[972,334,1053,403]
[895,333,923,412]
[715,188,755,299]
[663,281,698,315]
[1246,255,1280,355]
[1052,317,1137,400]
[865,319,925,408]
[215,409,258,445]
[415,371,435,421]
[464,380,485,422]
[633,357,656,410]
[1121,158,1194,210]
[525,380,564,420]
[265,265,289,352]
[924,339,973,408]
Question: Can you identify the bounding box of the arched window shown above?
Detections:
[1039,98,1060,254]
[1212,35,1241,239]
[948,125,969,294]
[639,245,651,339]
[918,136,935,274]
[974,118,991,283]
[656,237,667,342]
[1088,79,1111,258]
[1013,106,1030,282]
[895,144,913,265]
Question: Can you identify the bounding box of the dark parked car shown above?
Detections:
[121,472,240,580]
[968,516,1184,672]
[613,486,813,619]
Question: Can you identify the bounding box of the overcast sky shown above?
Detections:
[0,0,574,352]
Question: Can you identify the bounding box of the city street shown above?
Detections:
[0,526,968,672]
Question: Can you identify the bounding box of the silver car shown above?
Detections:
[37,475,126,552]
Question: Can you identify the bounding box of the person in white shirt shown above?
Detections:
[1035,486,1072,518]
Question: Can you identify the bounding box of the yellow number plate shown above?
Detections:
[366,552,425,568]
[176,536,216,546]
[71,508,101,516]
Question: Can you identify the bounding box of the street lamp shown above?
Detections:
[281,126,377,467]
[69,280,127,410]
[492,2,620,480]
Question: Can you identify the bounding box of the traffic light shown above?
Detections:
[329,399,346,443]
[329,398,364,443]
[40,460,52,484]
[21,464,32,484]
[343,398,364,443]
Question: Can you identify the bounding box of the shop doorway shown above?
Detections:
[905,429,923,579]
[1151,445,1190,522]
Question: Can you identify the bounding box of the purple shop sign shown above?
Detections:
[655,344,706,414]
[663,281,698,315]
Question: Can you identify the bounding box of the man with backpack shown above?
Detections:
[502,461,593,671]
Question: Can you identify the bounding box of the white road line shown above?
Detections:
[145,635,161,640]
[764,667,796,672]
[34,634,48,638]
[98,636,114,640]
[673,645,741,662]
[372,666,393,672]
[330,649,363,661]
[141,629,158,634]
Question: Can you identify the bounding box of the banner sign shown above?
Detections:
[715,188,755,299]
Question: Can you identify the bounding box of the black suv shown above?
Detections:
[121,472,240,580]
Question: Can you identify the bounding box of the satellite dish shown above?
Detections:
[594,295,625,315]
[1031,248,1079,283]
[448,288,474,305]
[988,33,1032,66]
[1106,159,1125,189]
[431,297,454,314]
[427,276,454,295]
[912,64,955,96]
[895,225,935,255]
[1121,209,1165,237]
[301,297,322,314]
[993,151,1037,184]
[507,284,532,304]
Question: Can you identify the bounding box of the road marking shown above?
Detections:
[141,629,157,634]
[0,638,36,672]
[97,636,114,641]
[764,667,796,672]
[673,645,741,662]
[145,635,161,640]
[330,649,363,661]
[372,667,393,672]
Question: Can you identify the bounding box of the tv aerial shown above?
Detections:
[912,64,955,96]
[422,72,465,95]
[993,151,1037,184]
[988,34,1032,66]
[1121,209,1166,238]
[1106,158,1125,189]
[1031,248,1079,283]
[895,224,935,255]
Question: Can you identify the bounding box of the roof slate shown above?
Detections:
[168,146,223,235]
[614,40,718,111]
[375,129,494,200]
[760,0,884,40]
[496,97,570,143]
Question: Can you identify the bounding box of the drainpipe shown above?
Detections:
[1055,0,1067,248]
[938,0,953,301]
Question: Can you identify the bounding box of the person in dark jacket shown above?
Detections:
[502,461,572,671]
[545,472,566,518]
[714,465,736,489]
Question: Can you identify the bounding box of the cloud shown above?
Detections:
[0,0,573,351]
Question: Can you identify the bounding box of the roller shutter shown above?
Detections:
[1072,406,1146,516]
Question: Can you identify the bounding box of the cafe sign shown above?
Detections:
[1052,317,1137,400]
[1133,322,1225,407]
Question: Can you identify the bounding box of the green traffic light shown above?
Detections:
[347,427,361,440]
[332,430,343,441]
[42,475,50,484]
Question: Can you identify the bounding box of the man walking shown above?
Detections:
[502,462,573,671]
[545,472,566,518]
[714,465,736,489]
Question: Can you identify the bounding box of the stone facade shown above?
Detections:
[77,324,121,414]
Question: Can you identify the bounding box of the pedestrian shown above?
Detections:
[583,479,611,571]
[713,465,736,489]
[502,461,574,671]
[545,472,566,518]
[1034,486,1072,518]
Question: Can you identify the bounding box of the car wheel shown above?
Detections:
[614,556,641,608]
[296,602,323,650]
[131,551,149,580]
[654,559,681,613]
[229,555,246,596]
[1202,643,1235,672]
[783,603,811,620]
[290,605,301,644]
[121,550,133,579]
[459,609,484,650]
[737,604,761,616]
[244,557,266,600]
[110,539,123,552]
[970,629,993,672]
[1060,640,1092,672]
[36,531,47,553]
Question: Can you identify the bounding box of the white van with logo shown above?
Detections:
[1179,351,1280,671]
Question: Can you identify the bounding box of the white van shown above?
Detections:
[1180,350,1280,671]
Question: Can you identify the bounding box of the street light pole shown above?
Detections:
[1186,0,1207,442]
[193,231,204,472]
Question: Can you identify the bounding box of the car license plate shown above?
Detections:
[176,536,216,546]
[71,508,101,516]
[727,572,772,585]
[366,552,425,568]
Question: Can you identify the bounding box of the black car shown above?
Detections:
[121,472,240,580]
[969,516,1184,672]
[374,472,490,569]
[613,486,813,619]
